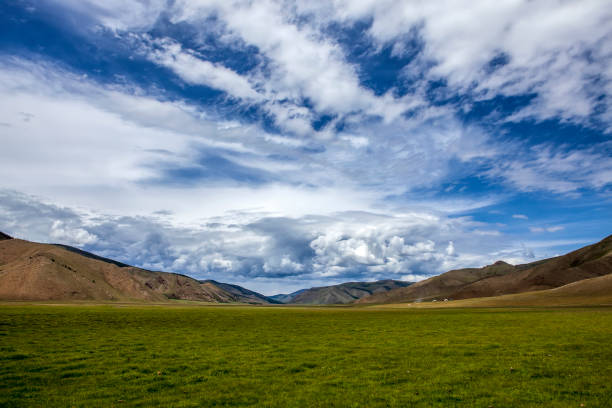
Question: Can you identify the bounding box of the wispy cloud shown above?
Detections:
[1,0,611,292]
[488,143,612,194]
[318,0,612,128]
[141,36,261,101]
[530,226,565,233]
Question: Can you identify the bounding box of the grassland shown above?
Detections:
[1,304,611,407]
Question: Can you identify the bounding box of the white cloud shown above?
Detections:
[306,212,504,279]
[530,226,565,233]
[45,0,612,128]
[1,1,610,295]
[50,220,98,246]
[141,36,261,101]
[445,241,455,256]
[0,57,508,219]
[2,189,600,294]
[473,229,501,237]
[167,0,425,128]
[297,0,612,127]
[20,2,609,200]
[512,214,528,220]
[0,59,385,219]
[489,143,612,194]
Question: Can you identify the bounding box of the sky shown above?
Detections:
[0,0,611,295]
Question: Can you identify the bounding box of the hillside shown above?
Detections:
[378,273,612,308]
[357,260,534,304]
[288,280,411,304]
[269,289,307,303]
[359,234,612,304]
[0,235,276,304]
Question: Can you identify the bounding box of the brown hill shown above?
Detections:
[289,279,411,304]
[358,234,612,304]
[377,274,612,308]
[0,231,12,240]
[357,260,526,304]
[0,236,277,304]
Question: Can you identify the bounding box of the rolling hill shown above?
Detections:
[377,273,612,308]
[284,280,412,304]
[358,234,612,304]
[3,230,610,306]
[0,234,277,304]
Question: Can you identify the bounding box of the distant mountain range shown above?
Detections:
[269,289,307,303]
[271,280,412,304]
[1,231,611,306]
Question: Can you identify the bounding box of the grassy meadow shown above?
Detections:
[1,304,611,407]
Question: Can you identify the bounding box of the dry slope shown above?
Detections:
[0,235,276,303]
[359,234,612,304]
[380,274,612,308]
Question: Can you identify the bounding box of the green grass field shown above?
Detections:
[1,305,611,407]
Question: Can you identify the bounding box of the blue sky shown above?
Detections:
[0,0,611,294]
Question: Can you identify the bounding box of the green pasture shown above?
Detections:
[1,304,611,407]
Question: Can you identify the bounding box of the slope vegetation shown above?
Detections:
[0,236,276,303]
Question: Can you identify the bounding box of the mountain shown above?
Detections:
[287,280,412,304]
[0,234,277,304]
[54,244,129,267]
[357,261,529,304]
[438,273,612,307]
[0,231,12,240]
[384,273,612,308]
[269,289,307,303]
[358,234,612,304]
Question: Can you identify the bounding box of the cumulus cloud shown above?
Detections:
[1,0,610,294]
[0,190,551,294]
[50,220,98,246]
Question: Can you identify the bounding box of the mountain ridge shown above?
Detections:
[358,234,612,304]
[0,236,276,304]
[284,279,412,304]
[269,288,307,303]
[2,231,611,306]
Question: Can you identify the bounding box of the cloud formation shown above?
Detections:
[0,189,567,294]
[0,0,611,293]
